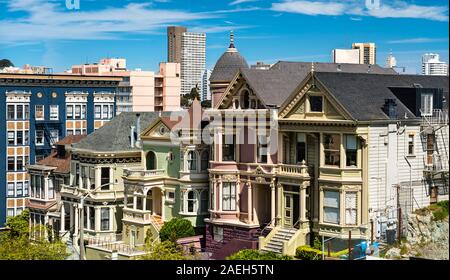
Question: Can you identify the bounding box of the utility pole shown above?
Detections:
[348,231,352,260]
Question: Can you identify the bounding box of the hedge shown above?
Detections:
[159,218,196,242]
[227,249,293,260]
[296,245,349,260]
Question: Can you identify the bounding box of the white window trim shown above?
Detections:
[35,130,45,146]
[49,105,59,120]
[35,105,45,120]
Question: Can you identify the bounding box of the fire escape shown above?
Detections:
[35,117,63,160]
[420,108,449,202]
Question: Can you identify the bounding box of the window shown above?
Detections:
[83,206,88,229]
[50,130,59,143]
[108,105,114,119]
[35,130,45,145]
[35,105,44,120]
[102,105,108,119]
[75,105,81,119]
[345,135,358,167]
[24,181,29,196]
[167,191,175,201]
[81,105,86,119]
[296,133,306,163]
[222,134,235,161]
[16,182,23,197]
[8,157,15,171]
[222,182,236,211]
[35,175,41,199]
[50,105,59,120]
[201,151,209,171]
[187,191,197,213]
[24,105,29,119]
[323,190,340,224]
[8,131,15,145]
[345,192,357,225]
[187,151,197,171]
[7,183,14,197]
[75,163,80,186]
[17,105,23,119]
[310,96,323,112]
[24,131,29,145]
[407,134,415,156]
[16,208,23,215]
[89,207,95,230]
[420,93,433,116]
[101,167,110,190]
[95,105,101,119]
[66,105,73,119]
[213,226,223,242]
[48,181,55,199]
[200,190,208,213]
[17,131,23,146]
[67,130,74,136]
[7,208,14,217]
[101,208,110,231]
[7,105,15,119]
[16,157,24,171]
[257,135,268,163]
[323,134,340,167]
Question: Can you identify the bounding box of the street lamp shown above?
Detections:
[79,181,119,261]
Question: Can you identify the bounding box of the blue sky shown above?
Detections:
[0,0,448,74]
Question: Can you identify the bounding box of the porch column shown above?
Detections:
[60,203,65,233]
[218,180,222,211]
[74,204,79,236]
[247,183,252,223]
[300,185,306,221]
[143,194,147,211]
[276,183,282,226]
[69,204,74,232]
[95,167,101,189]
[44,215,49,240]
[161,190,166,221]
[133,196,137,210]
[270,182,276,226]
[95,207,100,231]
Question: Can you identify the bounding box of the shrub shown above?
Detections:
[159,218,195,242]
[295,245,322,260]
[227,249,292,260]
[437,200,449,214]
[313,237,322,250]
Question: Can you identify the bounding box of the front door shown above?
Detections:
[130,230,136,248]
[284,194,294,227]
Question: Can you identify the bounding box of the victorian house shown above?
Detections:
[59,112,164,254]
[120,99,210,250]
[204,37,447,258]
[26,135,85,240]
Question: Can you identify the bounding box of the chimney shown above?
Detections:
[130,126,136,148]
[136,113,141,142]
[382,99,398,119]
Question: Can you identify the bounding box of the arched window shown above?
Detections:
[201,151,209,171]
[187,190,197,213]
[234,99,239,109]
[146,151,157,170]
[187,151,197,171]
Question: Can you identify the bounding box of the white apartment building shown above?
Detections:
[200,69,211,101]
[180,32,206,96]
[332,49,360,64]
[422,53,448,76]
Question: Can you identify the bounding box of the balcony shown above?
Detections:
[424,154,446,173]
[122,208,163,230]
[421,109,448,127]
[123,168,165,179]
[60,184,124,200]
[277,162,310,178]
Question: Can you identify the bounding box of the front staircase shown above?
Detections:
[260,227,298,254]
[151,215,164,230]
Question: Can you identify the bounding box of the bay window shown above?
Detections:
[323,134,340,167]
[187,151,197,171]
[323,190,340,224]
[101,208,110,231]
[345,192,357,225]
[345,135,357,167]
[187,191,197,213]
[222,182,236,211]
[222,134,235,161]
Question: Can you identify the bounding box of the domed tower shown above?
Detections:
[210,31,249,107]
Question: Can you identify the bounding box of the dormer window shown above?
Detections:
[309,96,323,112]
[420,93,433,116]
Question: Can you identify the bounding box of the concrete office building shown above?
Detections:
[167,26,187,64]
[70,59,181,113]
[0,73,121,225]
[180,32,206,96]
[332,49,360,64]
[422,53,448,76]
[352,43,376,65]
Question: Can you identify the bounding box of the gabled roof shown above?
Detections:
[312,72,449,121]
[218,61,396,108]
[73,112,171,153]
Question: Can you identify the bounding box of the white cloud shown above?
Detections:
[229,0,259,5]
[271,0,449,21]
[0,0,254,43]
[388,37,449,44]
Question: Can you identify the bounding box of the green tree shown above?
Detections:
[159,217,195,242]
[135,240,187,260]
[227,249,292,260]
[181,87,200,108]
[201,100,211,108]
[0,59,14,68]
[0,209,69,260]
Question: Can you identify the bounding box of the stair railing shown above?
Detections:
[280,219,301,241]
[259,217,277,237]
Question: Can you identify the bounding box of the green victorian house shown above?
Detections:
[120,99,210,252]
